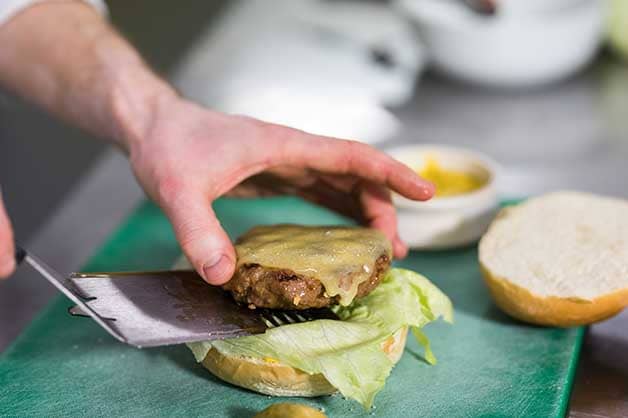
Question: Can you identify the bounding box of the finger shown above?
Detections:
[277,133,435,201]
[317,173,360,194]
[357,182,408,258]
[231,170,304,198]
[163,189,236,285]
[0,191,16,278]
[296,179,363,222]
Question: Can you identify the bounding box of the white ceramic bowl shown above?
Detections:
[387,145,500,249]
[395,0,605,88]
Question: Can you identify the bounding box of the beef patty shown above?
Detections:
[223,254,391,310]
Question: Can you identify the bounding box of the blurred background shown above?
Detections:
[1,0,627,415]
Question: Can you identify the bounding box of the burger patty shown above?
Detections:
[223,254,391,310]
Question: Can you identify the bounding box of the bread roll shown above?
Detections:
[201,326,408,397]
[479,191,628,326]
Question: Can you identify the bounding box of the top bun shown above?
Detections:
[479,191,628,326]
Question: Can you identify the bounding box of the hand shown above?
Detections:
[0,2,433,285]
[0,190,16,278]
[127,97,434,286]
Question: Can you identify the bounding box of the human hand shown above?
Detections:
[0,1,430,284]
[0,190,16,278]
[126,97,434,285]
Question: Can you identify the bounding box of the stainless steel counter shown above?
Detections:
[1,1,627,416]
[389,63,628,418]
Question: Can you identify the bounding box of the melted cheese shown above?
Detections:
[235,225,391,306]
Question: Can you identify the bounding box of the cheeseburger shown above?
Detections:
[188,225,452,408]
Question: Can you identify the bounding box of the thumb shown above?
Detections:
[164,191,236,285]
[0,189,16,279]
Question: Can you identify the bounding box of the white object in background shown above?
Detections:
[386,145,500,249]
[395,0,605,88]
[220,87,400,144]
[173,0,425,144]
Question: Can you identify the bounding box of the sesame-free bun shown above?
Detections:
[201,326,408,397]
[479,191,628,326]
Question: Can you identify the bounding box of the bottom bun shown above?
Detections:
[481,264,628,327]
[201,326,408,397]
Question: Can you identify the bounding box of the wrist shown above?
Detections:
[74,19,180,154]
[107,67,179,155]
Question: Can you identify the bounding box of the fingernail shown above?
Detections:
[202,255,232,284]
[421,182,436,200]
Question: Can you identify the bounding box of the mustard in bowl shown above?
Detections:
[386,145,499,249]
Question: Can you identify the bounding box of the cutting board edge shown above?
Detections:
[560,325,586,415]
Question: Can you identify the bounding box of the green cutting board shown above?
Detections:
[0,198,583,418]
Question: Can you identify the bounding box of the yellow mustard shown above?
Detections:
[254,403,327,418]
[418,156,484,197]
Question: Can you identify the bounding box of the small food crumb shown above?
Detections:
[254,403,327,418]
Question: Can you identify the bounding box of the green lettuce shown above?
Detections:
[608,0,628,60]
[188,268,453,408]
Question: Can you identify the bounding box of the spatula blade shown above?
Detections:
[69,271,268,348]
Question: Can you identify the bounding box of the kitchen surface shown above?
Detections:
[1,0,627,417]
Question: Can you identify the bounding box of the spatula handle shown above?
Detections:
[15,245,26,265]
[14,246,127,345]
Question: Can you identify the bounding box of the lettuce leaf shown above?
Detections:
[188,268,453,408]
[609,0,628,60]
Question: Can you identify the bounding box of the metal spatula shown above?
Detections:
[16,246,336,348]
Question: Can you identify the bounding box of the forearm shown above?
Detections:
[0,1,176,152]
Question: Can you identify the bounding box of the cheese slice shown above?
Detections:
[235,225,392,305]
